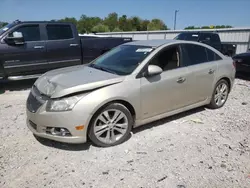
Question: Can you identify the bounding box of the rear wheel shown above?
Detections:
[208,79,229,109]
[88,103,133,147]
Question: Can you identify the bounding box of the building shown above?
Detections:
[98,28,250,54]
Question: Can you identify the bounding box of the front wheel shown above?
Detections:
[208,79,229,109]
[88,103,133,147]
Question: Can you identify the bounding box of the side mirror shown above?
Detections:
[4,31,24,45]
[146,65,163,77]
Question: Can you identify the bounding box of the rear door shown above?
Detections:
[45,23,81,70]
[2,24,47,76]
[181,43,221,104]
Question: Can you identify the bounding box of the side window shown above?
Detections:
[206,48,223,62]
[149,45,181,71]
[183,44,208,66]
[200,33,211,42]
[211,34,220,43]
[46,24,73,40]
[10,25,40,42]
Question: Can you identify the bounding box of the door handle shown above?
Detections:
[34,46,44,49]
[177,77,186,83]
[70,44,79,47]
[208,69,215,74]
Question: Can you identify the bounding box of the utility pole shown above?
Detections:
[174,10,179,30]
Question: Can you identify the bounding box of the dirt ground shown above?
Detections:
[0,77,250,188]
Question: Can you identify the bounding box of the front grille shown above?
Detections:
[27,86,47,113]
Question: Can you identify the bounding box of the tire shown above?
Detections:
[88,103,133,147]
[208,79,229,109]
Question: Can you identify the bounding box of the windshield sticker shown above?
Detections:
[2,27,9,31]
[192,34,199,37]
[136,48,153,53]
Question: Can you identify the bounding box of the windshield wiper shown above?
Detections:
[89,64,117,75]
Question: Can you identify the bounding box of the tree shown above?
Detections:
[58,17,77,25]
[113,27,123,32]
[77,14,102,33]
[140,19,150,31]
[0,22,8,28]
[92,24,110,33]
[130,16,141,31]
[147,19,168,31]
[103,12,118,31]
[185,25,233,30]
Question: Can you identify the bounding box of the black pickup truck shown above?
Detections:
[174,32,236,57]
[0,20,132,80]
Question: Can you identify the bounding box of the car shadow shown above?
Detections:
[133,106,206,134]
[34,107,205,151]
[33,134,92,151]
[236,72,250,81]
[0,79,36,93]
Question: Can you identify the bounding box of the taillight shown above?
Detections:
[233,60,236,68]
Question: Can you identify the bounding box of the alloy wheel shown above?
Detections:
[93,109,129,144]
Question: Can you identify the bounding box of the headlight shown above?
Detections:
[46,93,88,112]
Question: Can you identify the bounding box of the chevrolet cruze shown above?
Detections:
[26,39,235,147]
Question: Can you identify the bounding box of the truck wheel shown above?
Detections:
[88,103,133,147]
[208,79,229,109]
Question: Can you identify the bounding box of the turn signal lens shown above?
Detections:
[75,125,84,130]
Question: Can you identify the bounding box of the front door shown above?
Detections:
[140,44,190,119]
[2,24,47,76]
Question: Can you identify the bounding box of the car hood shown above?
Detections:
[34,65,125,98]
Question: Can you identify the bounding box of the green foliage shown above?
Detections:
[0,22,8,28]
[49,12,168,33]
[112,27,123,32]
[92,24,110,33]
[0,12,169,33]
[185,25,233,30]
[147,19,168,31]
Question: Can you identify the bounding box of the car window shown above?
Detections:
[175,33,199,41]
[9,25,40,42]
[211,34,220,43]
[149,45,181,71]
[46,24,73,40]
[206,48,223,61]
[200,33,211,41]
[90,45,154,75]
[182,44,208,66]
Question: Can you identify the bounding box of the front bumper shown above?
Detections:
[26,88,91,144]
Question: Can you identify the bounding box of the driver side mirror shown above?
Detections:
[145,65,163,77]
[4,31,24,45]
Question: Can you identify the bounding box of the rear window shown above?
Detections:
[46,24,73,40]
[175,33,199,41]
[206,48,222,61]
[183,44,208,65]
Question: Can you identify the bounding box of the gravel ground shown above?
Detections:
[0,78,250,188]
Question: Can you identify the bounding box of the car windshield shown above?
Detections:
[175,33,200,41]
[89,45,154,75]
[0,22,16,36]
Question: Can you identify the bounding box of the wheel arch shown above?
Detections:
[86,99,136,135]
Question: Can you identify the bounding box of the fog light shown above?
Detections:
[47,127,71,136]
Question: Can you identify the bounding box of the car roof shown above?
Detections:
[123,39,180,48]
[123,39,214,48]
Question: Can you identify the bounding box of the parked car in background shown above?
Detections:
[26,39,235,147]
[0,20,132,81]
[232,52,250,73]
[174,32,236,56]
